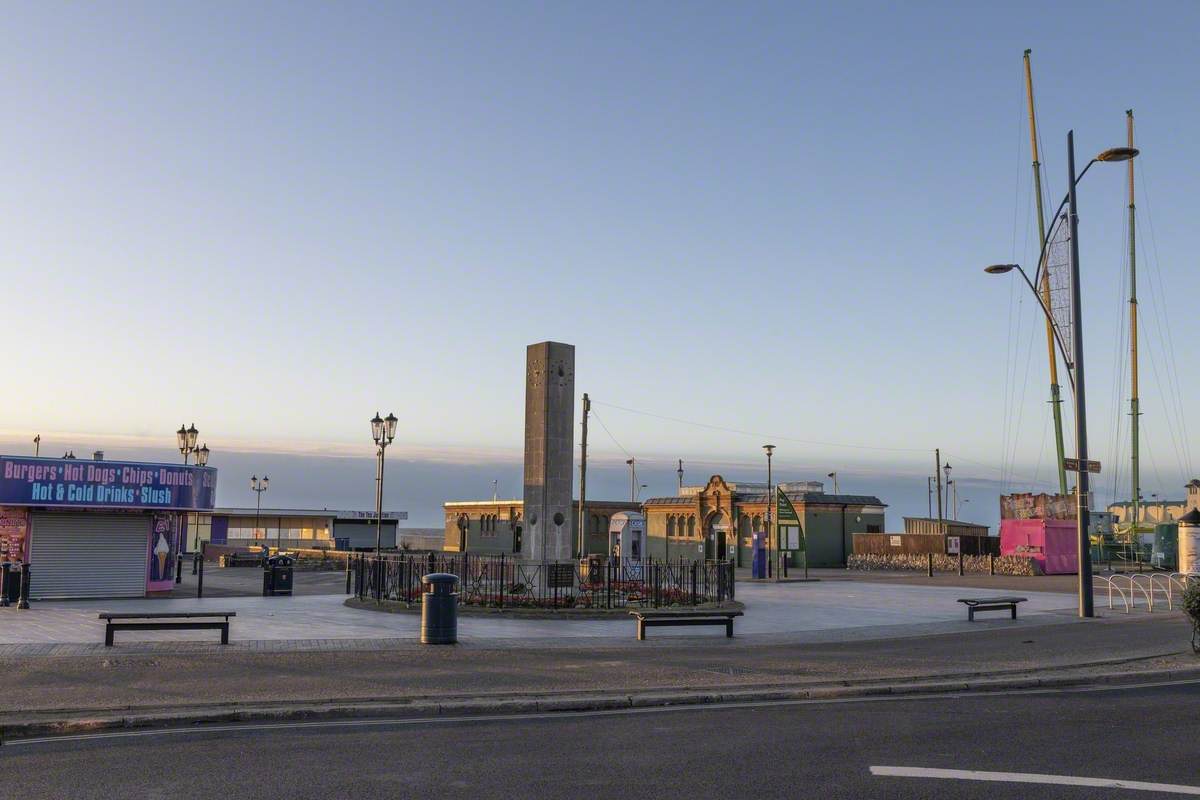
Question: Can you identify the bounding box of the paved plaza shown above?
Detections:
[0,579,1084,653]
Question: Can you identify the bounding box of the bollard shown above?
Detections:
[197,554,204,599]
[989,554,995,575]
[345,554,353,595]
[420,573,458,644]
[175,551,183,584]
[0,562,9,608]
[958,551,964,576]
[17,563,31,609]
[927,552,934,577]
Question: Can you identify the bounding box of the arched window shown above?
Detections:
[752,515,763,532]
[601,515,610,533]
[687,516,696,538]
[591,514,600,533]
[667,516,676,538]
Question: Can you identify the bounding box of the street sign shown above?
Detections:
[947,536,961,555]
[1063,458,1102,474]
[776,489,805,552]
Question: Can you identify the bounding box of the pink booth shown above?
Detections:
[999,519,1078,574]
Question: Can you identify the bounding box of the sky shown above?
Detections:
[3,1,1199,526]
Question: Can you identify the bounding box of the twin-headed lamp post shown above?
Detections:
[176,424,208,466]
[371,412,399,557]
[984,134,1138,618]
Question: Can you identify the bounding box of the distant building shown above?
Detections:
[187,507,408,552]
[442,499,639,555]
[641,475,886,567]
[902,517,990,537]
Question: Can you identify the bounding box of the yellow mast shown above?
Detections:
[1024,49,1069,495]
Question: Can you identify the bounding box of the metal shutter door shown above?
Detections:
[29,513,148,599]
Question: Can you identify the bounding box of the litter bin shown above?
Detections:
[263,555,294,597]
[420,573,458,644]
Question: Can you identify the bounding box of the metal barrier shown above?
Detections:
[1096,574,1131,613]
[350,553,736,610]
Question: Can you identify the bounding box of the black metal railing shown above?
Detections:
[349,553,735,610]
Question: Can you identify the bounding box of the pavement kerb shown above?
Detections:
[4,663,1199,743]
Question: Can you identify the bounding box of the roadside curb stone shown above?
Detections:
[5,663,1197,742]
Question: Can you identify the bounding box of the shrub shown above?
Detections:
[1182,580,1200,624]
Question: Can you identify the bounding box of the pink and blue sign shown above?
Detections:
[0,456,216,511]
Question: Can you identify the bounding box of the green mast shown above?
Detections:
[1024,50,1069,495]
[1128,109,1140,532]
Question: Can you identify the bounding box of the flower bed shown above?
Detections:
[847,553,1042,576]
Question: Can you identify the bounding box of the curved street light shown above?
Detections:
[984,132,1138,619]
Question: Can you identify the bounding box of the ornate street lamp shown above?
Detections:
[371,412,398,558]
[177,423,200,464]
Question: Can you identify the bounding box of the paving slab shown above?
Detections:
[0,579,1085,653]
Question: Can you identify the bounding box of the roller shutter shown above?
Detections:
[29,513,148,599]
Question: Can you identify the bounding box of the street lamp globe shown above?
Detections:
[196,444,210,467]
[370,412,384,445]
[1096,146,1139,162]
[186,424,199,450]
[250,474,258,489]
[263,475,269,489]
[176,424,189,453]
[384,412,398,443]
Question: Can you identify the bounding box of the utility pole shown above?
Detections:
[33,435,40,457]
[827,472,839,494]
[935,449,944,523]
[626,458,636,503]
[677,459,684,491]
[1067,130,1095,617]
[578,393,590,559]
[1024,49,1069,497]
[927,477,933,518]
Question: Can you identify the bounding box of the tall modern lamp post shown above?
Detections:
[985,134,1138,618]
[942,463,952,519]
[763,444,775,581]
[370,412,398,557]
[626,458,636,502]
[250,474,270,549]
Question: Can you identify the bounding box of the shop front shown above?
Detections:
[0,455,217,599]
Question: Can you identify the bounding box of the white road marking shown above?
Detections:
[871,766,1200,795]
[3,677,1197,748]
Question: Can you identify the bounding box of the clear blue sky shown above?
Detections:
[3,1,1199,520]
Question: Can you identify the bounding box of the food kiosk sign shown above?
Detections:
[0,456,217,511]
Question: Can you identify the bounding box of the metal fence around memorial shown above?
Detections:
[349,552,735,609]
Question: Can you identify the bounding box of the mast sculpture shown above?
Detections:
[1024,50,1069,496]
[1127,109,1140,534]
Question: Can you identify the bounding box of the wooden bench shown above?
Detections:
[629,609,743,640]
[957,596,1027,622]
[98,612,236,646]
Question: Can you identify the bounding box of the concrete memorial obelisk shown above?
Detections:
[521,341,575,563]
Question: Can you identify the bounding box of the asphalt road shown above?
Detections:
[4,680,1198,799]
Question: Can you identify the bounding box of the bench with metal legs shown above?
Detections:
[628,610,743,640]
[957,597,1027,621]
[98,612,236,646]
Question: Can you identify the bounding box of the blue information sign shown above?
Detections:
[0,456,217,511]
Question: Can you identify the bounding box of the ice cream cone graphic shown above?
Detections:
[154,533,170,580]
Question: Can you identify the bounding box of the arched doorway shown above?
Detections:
[706,512,730,561]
